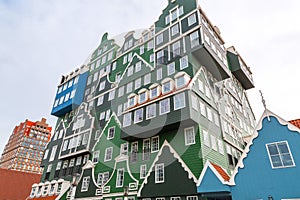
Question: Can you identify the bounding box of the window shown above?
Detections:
[156,68,162,81]
[123,55,128,64]
[150,86,160,99]
[76,157,82,166]
[93,151,100,163]
[123,113,132,127]
[43,149,49,160]
[56,161,62,170]
[126,82,133,94]
[99,81,106,91]
[207,107,213,121]
[107,127,115,139]
[188,13,197,26]
[135,78,142,90]
[53,99,59,107]
[112,62,117,71]
[139,91,147,104]
[176,75,188,88]
[150,53,155,63]
[162,81,173,94]
[156,50,165,64]
[59,96,64,105]
[203,130,210,147]
[116,169,124,187]
[190,31,200,48]
[167,62,175,76]
[211,135,217,151]
[93,72,99,82]
[134,108,143,124]
[152,136,159,152]
[81,177,90,192]
[146,104,156,120]
[108,90,115,101]
[140,164,147,179]
[172,41,181,57]
[135,61,142,72]
[104,147,113,162]
[131,142,138,163]
[117,104,123,116]
[266,141,295,168]
[120,143,128,155]
[127,65,134,77]
[140,45,145,54]
[200,101,206,117]
[156,33,163,46]
[143,139,150,161]
[185,127,195,145]
[147,40,154,51]
[70,89,76,99]
[159,98,170,115]
[116,72,121,82]
[191,94,198,110]
[118,86,124,97]
[144,74,151,85]
[174,92,186,110]
[171,23,179,36]
[49,145,57,162]
[180,56,188,70]
[187,196,198,200]
[218,139,224,155]
[155,163,164,183]
[82,132,89,145]
[100,112,105,120]
[105,109,111,121]
[128,96,137,107]
[64,93,70,102]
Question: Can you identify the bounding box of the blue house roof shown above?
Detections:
[230,109,300,200]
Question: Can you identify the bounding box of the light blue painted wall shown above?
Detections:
[231,116,300,200]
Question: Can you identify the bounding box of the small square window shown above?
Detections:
[266,141,295,168]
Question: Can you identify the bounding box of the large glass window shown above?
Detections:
[266,141,295,168]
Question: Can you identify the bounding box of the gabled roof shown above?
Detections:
[197,161,230,186]
[0,168,41,200]
[229,109,300,185]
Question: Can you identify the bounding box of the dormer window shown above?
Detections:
[162,79,174,94]
[138,90,148,104]
[128,94,137,108]
[175,72,190,89]
[150,84,161,99]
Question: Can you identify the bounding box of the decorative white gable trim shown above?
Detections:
[137,140,197,197]
[197,160,230,187]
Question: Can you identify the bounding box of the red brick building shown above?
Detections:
[0,118,52,174]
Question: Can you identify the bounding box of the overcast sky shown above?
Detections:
[0,0,300,154]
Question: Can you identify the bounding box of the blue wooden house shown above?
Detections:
[229,109,300,200]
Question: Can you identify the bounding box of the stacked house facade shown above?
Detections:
[0,118,52,174]
[29,0,256,199]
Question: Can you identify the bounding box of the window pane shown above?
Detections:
[271,155,282,167]
[267,144,279,155]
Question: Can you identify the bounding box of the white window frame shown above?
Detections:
[151,136,159,152]
[159,98,170,115]
[118,86,125,97]
[162,80,173,94]
[180,55,188,70]
[174,92,186,110]
[93,151,100,163]
[123,112,132,127]
[81,176,90,192]
[144,73,151,85]
[146,104,156,120]
[156,68,162,81]
[167,62,175,76]
[185,127,195,146]
[134,108,143,124]
[107,127,115,140]
[116,168,124,188]
[155,163,164,183]
[140,164,147,179]
[49,145,57,162]
[266,141,295,169]
[104,147,113,162]
[156,33,163,45]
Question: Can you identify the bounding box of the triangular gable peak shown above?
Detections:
[197,161,230,187]
[102,154,139,196]
[137,140,197,196]
[107,52,154,85]
[92,112,121,151]
[229,109,300,185]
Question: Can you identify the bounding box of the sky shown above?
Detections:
[0,0,300,155]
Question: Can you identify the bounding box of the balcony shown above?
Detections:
[190,27,231,81]
[227,47,254,90]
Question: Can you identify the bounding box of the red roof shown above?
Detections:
[30,196,58,200]
[0,168,41,200]
[210,162,230,181]
[289,119,300,129]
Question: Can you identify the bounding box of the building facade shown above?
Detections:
[0,118,52,174]
[29,0,256,199]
